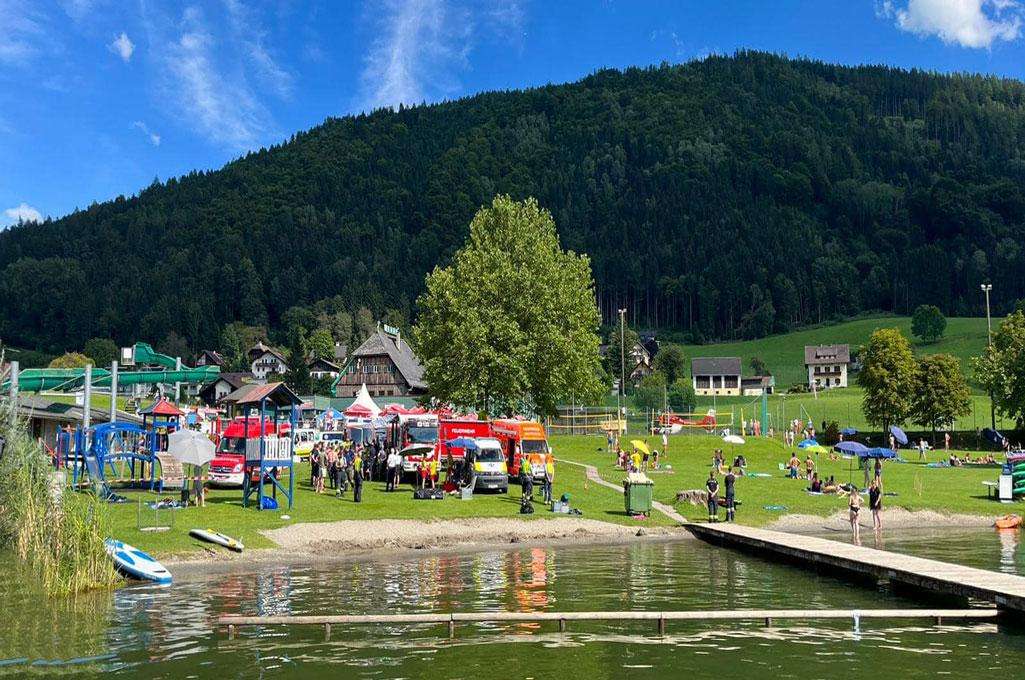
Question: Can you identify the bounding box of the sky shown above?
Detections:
[2,0,1025,227]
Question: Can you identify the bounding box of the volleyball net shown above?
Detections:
[648,409,735,435]
[547,408,626,436]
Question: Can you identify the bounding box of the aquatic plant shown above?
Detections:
[0,402,119,596]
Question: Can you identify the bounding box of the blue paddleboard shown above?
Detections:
[104,539,172,584]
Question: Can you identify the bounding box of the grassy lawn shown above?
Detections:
[551,433,1009,527]
[679,315,988,388]
[102,452,673,558]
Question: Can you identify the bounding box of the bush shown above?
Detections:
[668,380,696,413]
[911,304,947,343]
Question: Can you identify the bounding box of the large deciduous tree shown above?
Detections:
[912,354,971,439]
[653,344,686,384]
[413,195,604,416]
[858,328,917,434]
[974,310,1025,428]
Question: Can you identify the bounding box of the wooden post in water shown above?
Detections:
[559,617,566,632]
[324,623,331,641]
[658,615,666,635]
[448,618,455,638]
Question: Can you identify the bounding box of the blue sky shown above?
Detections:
[3,0,1025,227]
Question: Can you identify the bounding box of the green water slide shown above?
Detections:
[2,343,219,393]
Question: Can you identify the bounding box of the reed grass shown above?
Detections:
[0,402,119,596]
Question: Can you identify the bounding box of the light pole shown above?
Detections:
[619,308,626,436]
[981,283,995,429]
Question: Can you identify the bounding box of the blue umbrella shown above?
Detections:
[841,427,858,436]
[445,437,479,450]
[797,439,818,449]
[859,447,897,459]
[889,425,908,446]
[835,441,868,455]
[983,428,1007,447]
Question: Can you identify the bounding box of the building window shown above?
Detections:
[723,376,738,389]
[695,376,710,389]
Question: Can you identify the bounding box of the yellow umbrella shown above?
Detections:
[630,440,650,455]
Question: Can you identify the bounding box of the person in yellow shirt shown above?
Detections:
[630,449,642,472]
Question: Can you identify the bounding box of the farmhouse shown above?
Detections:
[691,357,742,396]
[804,344,850,389]
[198,372,253,406]
[308,357,341,381]
[333,325,427,398]
[248,342,289,381]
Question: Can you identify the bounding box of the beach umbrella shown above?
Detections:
[804,444,829,455]
[983,428,1007,447]
[859,447,897,459]
[722,435,745,445]
[889,425,908,446]
[167,428,216,466]
[835,441,869,455]
[797,438,818,449]
[630,440,651,454]
[841,427,858,436]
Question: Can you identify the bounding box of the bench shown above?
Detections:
[155,454,185,493]
[982,480,998,499]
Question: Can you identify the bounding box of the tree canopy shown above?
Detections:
[973,310,1025,428]
[412,196,604,416]
[911,305,947,343]
[858,328,917,432]
[653,344,686,384]
[912,353,971,435]
[1,52,1023,355]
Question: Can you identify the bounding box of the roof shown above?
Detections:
[349,328,426,390]
[221,381,303,408]
[138,397,183,417]
[741,375,775,386]
[333,343,348,361]
[195,349,224,366]
[198,372,252,401]
[691,357,742,375]
[804,344,851,365]
[307,357,340,371]
[2,395,142,425]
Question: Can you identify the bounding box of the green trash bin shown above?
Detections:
[624,479,654,515]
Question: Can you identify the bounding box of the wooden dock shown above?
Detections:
[218,608,997,639]
[688,522,1025,612]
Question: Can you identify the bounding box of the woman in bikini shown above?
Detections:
[849,485,862,542]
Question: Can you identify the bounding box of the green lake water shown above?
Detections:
[3,530,1025,678]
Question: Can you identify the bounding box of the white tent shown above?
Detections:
[350,383,381,417]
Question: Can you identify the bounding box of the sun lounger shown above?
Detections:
[155,454,185,493]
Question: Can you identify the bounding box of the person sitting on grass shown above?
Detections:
[809,472,822,493]
[713,449,726,473]
[651,449,660,470]
[732,454,747,475]
[949,453,964,467]
[822,475,839,494]
[788,453,800,479]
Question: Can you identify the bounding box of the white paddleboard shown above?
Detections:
[189,528,244,552]
[105,539,172,584]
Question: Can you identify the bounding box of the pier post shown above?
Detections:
[764,617,772,627]
[228,624,235,640]
[559,618,566,632]
[325,623,331,641]
[448,618,455,638]
[658,615,666,635]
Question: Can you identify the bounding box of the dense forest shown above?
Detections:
[2,51,1024,356]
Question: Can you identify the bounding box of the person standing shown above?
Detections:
[353,450,364,503]
[661,431,669,459]
[311,446,323,494]
[869,479,882,533]
[849,485,862,542]
[944,431,951,452]
[705,471,719,523]
[724,467,736,522]
[542,453,555,504]
[521,456,534,500]
[386,447,400,492]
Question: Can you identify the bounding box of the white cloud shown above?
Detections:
[163,6,270,150]
[223,0,294,98]
[109,31,135,62]
[0,0,47,65]
[132,120,160,146]
[3,203,43,226]
[360,0,523,111]
[60,0,99,20]
[879,0,1023,48]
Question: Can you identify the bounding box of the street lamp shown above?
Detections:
[981,283,994,429]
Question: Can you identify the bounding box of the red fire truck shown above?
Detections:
[208,416,290,487]
[390,413,441,477]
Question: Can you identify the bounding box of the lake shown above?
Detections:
[2,530,1025,678]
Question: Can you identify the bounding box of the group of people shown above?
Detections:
[309,438,402,502]
[705,465,738,522]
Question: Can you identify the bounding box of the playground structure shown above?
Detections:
[57,421,164,492]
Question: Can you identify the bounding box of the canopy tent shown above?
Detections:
[834,441,869,455]
[344,383,380,417]
[860,447,897,459]
[889,425,909,446]
[139,397,183,417]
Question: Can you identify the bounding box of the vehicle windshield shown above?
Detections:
[347,427,373,445]
[521,439,548,454]
[218,437,246,454]
[322,433,346,443]
[476,447,504,462]
[407,426,439,444]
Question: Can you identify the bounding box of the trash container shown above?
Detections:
[624,479,654,515]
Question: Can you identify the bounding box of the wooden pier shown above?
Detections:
[218,608,997,639]
[688,522,1025,612]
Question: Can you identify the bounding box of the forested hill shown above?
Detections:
[3,51,1025,355]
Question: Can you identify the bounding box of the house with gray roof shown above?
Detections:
[332,325,427,398]
[691,357,742,396]
[804,344,850,390]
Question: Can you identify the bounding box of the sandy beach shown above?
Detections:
[767,507,996,533]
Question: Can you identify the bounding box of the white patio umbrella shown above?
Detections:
[168,428,216,466]
[722,434,745,445]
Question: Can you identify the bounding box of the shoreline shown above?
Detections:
[166,517,691,571]
[164,507,1007,571]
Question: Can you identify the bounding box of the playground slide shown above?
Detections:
[2,365,219,392]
